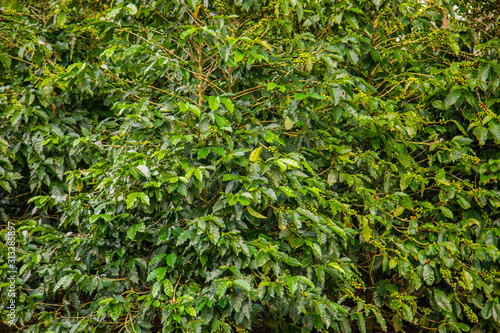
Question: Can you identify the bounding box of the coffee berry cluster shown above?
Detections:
[481,212,493,224]
[247,18,269,39]
[410,173,424,182]
[347,278,364,289]
[479,102,495,117]
[344,288,364,303]
[459,60,477,71]
[261,0,280,13]
[413,206,424,216]
[293,52,319,66]
[0,8,18,20]
[306,203,318,214]
[213,0,232,15]
[427,29,448,49]
[267,146,278,154]
[320,93,330,100]
[366,238,386,251]
[421,307,432,315]
[320,144,336,151]
[481,269,500,282]
[458,237,473,246]
[452,73,468,85]
[463,304,479,323]
[439,266,452,279]
[276,205,288,213]
[357,92,367,99]
[461,154,480,164]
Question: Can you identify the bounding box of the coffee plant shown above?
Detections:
[0,0,499,332]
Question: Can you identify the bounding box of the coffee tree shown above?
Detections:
[1,0,500,332]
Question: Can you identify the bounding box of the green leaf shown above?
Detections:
[127,223,145,240]
[126,193,138,209]
[53,274,74,292]
[215,115,230,129]
[457,195,470,209]
[297,207,319,222]
[344,13,359,29]
[109,303,122,322]
[279,158,301,169]
[249,147,262,162]
[393,314,402,332]
[444,87,462,107]
[400,173,411,190]
[188,104,201,117]
[213,147,226,156]
[247,207,266,219]
[136,165,150,178]
[255,251,269,267]
[220,97,234,113]
[56,11,67,27]
[234,51,244,63]
[181,27,198,40]
[474,127,489,145]
[164,279,174,297]
[267,82,277,90]
[126,4,138,15]
[217,280,230,298]
[489,121,500,143]
[166,253,176,267]
[374,309,387,331]
[279,186,296,197]
[423,265,435,285]
[234,279,252,293]
[362,223,372,242]
[462,271,473,291]
[149,254,166,267]
[440,207,454,219]
[147,267,167,282]
[297,276,315,290]
[220,44,231,62]
[185,306,197,316]
[0,53,11,69]
[434,289,453,312]
[287,276,298,295]
[198,148,210,159]
[209,96,220,111]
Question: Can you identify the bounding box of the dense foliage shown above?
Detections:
[1,0,500,332]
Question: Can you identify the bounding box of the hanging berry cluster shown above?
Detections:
[459,60,477,72]
[481,269,500,282]
[0,8,19,22]
[458,237,473,247]
[409,173,424,183]
[427,29,448,49]
[213,0,232,15]
[293,52,318,66]
[479,101,495,117]
[247,18,270,39]
[10,95,23,109]
[293,52,320,71]
[463,304,479,323]
[306,203,318,214]
[347,278,365,290]
[261,0,280,13]
[461,154,480,164]
[439,266,452,280]
[452,73,468,85]
[343,288,364,303]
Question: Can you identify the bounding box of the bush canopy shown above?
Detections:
[1,0,500,332]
